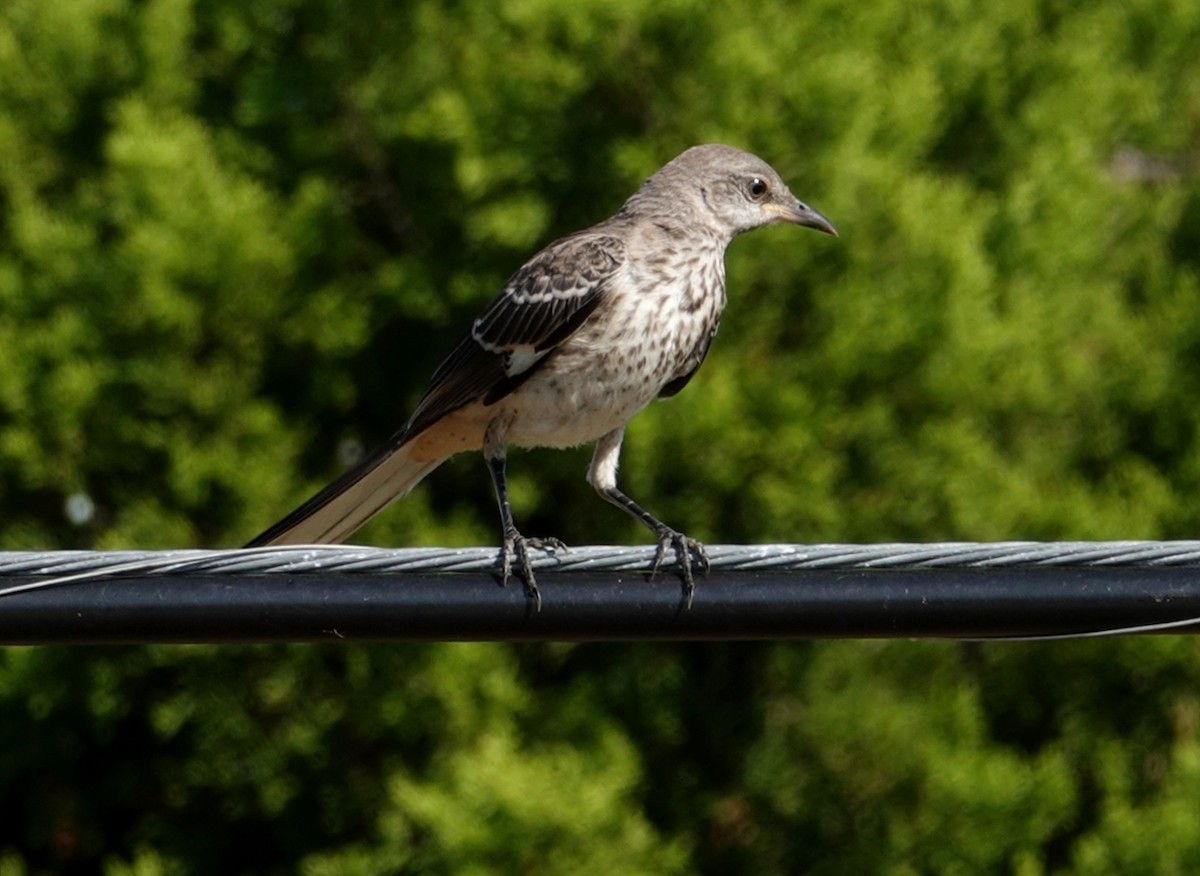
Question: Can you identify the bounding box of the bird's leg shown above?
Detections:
[600,485,709,610]
[485,443,564,612]
[587,428,709,609]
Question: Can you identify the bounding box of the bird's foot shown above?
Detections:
[649,527,710,610]
[498,531,568,612]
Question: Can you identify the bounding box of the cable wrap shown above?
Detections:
[6,540,1200,580]
[4,542,1200,643]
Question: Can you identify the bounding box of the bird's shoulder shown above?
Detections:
[498,229,627,304]
[401,229,630,439]
[471,229,628,352]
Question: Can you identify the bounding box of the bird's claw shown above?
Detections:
[498,531,568,612]
[649,528,709,609]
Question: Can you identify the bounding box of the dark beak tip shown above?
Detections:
[801,209,838,237]
[783,199,836,236]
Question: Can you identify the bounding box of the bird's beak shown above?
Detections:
[767,199,838,236]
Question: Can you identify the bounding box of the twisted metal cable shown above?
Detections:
[7,540,1200,582]
[3,542,1200,643]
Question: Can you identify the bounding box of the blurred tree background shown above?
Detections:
[2,0,1200,872]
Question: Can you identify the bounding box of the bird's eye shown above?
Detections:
[748,178,769,199]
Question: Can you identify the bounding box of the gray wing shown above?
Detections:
[402,232,626,438]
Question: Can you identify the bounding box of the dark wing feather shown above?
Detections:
[402,232,625,438]
[471,231,625,350]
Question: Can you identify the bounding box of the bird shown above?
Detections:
[247,144,837,609]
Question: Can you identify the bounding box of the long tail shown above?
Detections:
[246,438,444,546]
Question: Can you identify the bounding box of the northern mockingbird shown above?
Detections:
[248,144,837,608]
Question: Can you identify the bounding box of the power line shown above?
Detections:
[2,542,1199,644]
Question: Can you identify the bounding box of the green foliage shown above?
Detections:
[2,0,1200,871]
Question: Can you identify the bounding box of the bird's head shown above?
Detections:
[635,144,837,240]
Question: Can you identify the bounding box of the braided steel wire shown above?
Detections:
[3,542,1200,642]
[6,540,1200,584]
